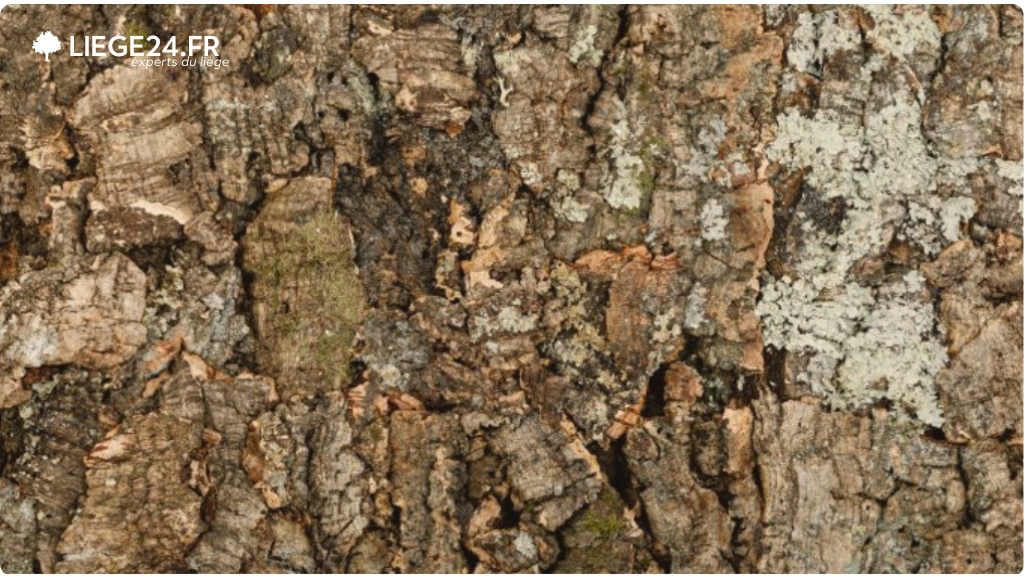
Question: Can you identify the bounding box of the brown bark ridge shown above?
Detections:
[1,4,1022,574]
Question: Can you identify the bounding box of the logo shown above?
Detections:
[29,31,228,69]
[33,31,62,61]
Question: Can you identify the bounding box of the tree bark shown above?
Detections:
[0,4,1021,574]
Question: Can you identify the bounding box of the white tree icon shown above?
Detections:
[33,31,62,61]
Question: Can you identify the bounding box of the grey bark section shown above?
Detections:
[0,4,1021,574]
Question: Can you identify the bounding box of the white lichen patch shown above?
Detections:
[769,98,981,265]
[553,170,589,223]
[568,25,603,67]
[513,531,538,560]
[996,158,1024,185]
[650,313,681,346]
[760,92,989,427]
[471,305,538,341]
[683,284,708,331]
[768,111,862,200]
[904,195,977,254]
[647,311,683,369]
[557,169,581,193]
[497,306,537,333]
[699,199,729,243]
[758,277,874,360]
[759,272,947,427]
[787,10,860,74]
[939,197,977,243]
[863,5,941,61]
[559,197,590,223]
[680,119,730,185]
[835,273,948,427]
[604,104,648,211]
[996,159,1024,216]
[607,151,644,211]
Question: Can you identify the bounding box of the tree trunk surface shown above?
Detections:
[1,4,1022,574]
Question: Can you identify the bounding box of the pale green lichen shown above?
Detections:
[557,169,580,192]
[513,532,538,560]
[678,117,750,189]
[905,194,977,254]
[681,119,728,183]
[996,158,1024,184]
[763,5,793,28]
[607,149,644,211]
[650,313,681,346]
[496,306,537,333]
[559,197,590,223]
[647,311,683,367]
[787,10,860,75]
[939,197,977,242]
[699,198,728,243]
[683,284,708,332]
[472,303,538,341]
[769,97,980,270]
[568,25,603,67]
[996,159,1024,216]
[759,272,947,427]
[759,90,985,426]
[863,5,941,61]
[603,102,652,211]
[554,170,590,223]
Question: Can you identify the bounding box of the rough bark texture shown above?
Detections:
[1,4,1022,574]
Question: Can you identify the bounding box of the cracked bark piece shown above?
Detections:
[170,355,278,573]
[0,479,35,574]
[183,212,239,268]
[625,422,734,573]
[309,394,371,571]
[491,413,602,531]
[142,259,250,370]
[531,247,692,441]
[389,410,469,573]
[243,401,312,510]
[201,34,340,201]
[937,303,1023,441]
[353,24,477,131]
[0,253,147,375]
[922,240,1002,355]
[0,5,80,225]
[46,178,91,261]
[585,246,689,380]
[924,6,1015,159]
[68,65,206,251]
[492,42,597,191]
[256,513,317,573]
[4,367,108,573]
[467,526,558,573]
[960,441,1023,537]
[752,396,975,573]
[200,76,260,205]
[55,412,205,573]
[242,177,365,400]
[278,5,352,70]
